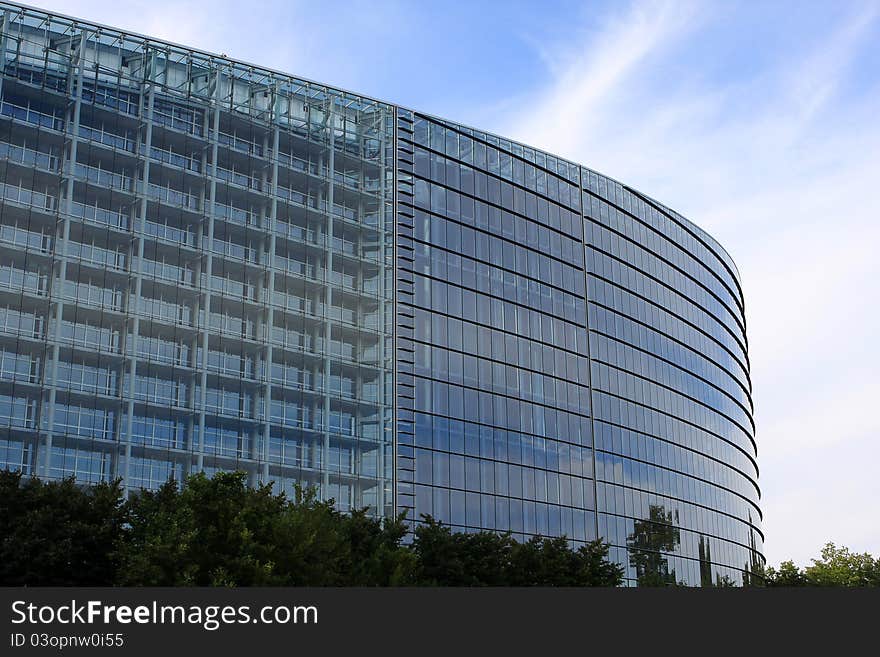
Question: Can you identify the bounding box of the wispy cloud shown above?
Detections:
[503,0,880,565]
[506,1,705,159]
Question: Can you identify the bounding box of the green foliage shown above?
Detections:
[117,471,415,586]
[627,504,681,586]
[410,516,492,585]
[1,470,622,587]
[118,472,284,586]
[805,543,880,587]
[713,574,738,588]
[764,560,808,587]
[576,538,629,587]
[0,469,126,586]
[411,516,624,586]
[766,543,880,587]
[8,469,877,589]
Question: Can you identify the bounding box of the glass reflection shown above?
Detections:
[627,504,681,586]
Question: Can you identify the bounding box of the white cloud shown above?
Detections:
[506,0,706,160]
[503,0,880,565]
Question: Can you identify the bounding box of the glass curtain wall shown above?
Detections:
[0,4,396,516]
[581,173,763,586]
[0,1,764,585]
[397,110,598,546]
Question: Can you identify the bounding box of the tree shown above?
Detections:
[575,539,626,587]
[804,543,879,587]
[627,504,681,586]
[0,470,126,586]
[698,535,713,587]
[266,487,414,586]
[119,471,415,586]
[713,574,738,587]
[508,536,574,586]
[508,536,623,586]
[764,560,808,587]
[339,508,415,586]
[119,472,283,585]
[765,544,880,587]
[411,515,623,586]
[451,528,515,586]
[1,469,624,587]
[410,516,474,585]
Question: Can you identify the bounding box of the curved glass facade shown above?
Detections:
[0,2,762,585]
[582,180,761,586]
[395,112,762,586]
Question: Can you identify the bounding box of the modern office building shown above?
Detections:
[0,2,763,585]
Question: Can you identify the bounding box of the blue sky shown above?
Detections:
[43,0,880,567]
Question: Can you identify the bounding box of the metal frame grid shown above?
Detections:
[0,2,395,515]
